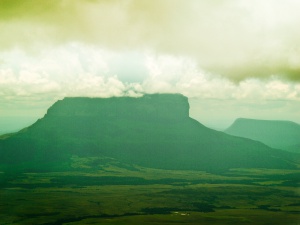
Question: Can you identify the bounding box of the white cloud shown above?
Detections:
[65,75,126,98]
[232,78,300,101]
[1,44,299,103]
[1,0,300,130]
[141,54,300,101]
[0,68,60,97]
[0,43,299,130]
[1,0,300,81]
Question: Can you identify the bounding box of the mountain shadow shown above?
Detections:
[0,94,299,173]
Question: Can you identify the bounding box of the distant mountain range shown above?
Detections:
[0,94,299,173]
[225,118,300,153]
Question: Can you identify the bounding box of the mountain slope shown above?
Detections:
[225,118,300,153]
[0,94,298,172]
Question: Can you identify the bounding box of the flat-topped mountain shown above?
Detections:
[0,94,298,172]
[225,118,300,153]
[46,94,189,120]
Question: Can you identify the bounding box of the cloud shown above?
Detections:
[1,0,300,82]
[1,44,299,129]
[142,54,300,101]
[0,68,61,97]
[1,45,299,102]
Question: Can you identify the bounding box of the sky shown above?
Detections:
[0,0,300,133]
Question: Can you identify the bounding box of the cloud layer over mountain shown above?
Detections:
[1,0,300,129]
[1,0,300,81]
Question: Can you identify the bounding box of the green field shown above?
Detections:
[1,157,299,225]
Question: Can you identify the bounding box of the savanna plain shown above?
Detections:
[1,156,299,225]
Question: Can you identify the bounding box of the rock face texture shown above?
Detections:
[46,94,190,121]
[225,118,300,153]
[0,94,298,172]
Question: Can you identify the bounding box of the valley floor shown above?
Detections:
[0,161,300,225]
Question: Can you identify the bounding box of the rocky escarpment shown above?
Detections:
[0,94,298,172]
[46,94,189,121]
[225,118,300,152]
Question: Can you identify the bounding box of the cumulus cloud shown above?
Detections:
[0,68,60,97]
[142,54,300,101]
[1,45,299,103]
[1,43,300,128]
[1,0,300,81]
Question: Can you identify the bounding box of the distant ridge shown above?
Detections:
[0,94,299,173]
[225,118,300,153]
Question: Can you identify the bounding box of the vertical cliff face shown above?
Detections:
[0,94,298,172]
[45,94,190,122]
[0,94,195,169]
[225,118,300,152]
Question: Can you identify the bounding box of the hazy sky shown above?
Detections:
[0,0,300,132]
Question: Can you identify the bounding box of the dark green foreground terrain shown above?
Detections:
[1,157,300,225]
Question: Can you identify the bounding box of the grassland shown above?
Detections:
[0,157,299,225]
